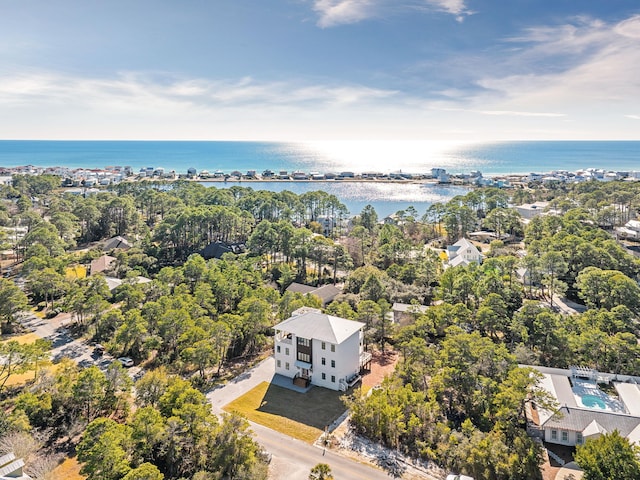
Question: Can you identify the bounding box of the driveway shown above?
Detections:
[207,356,276,414]
[16,311,138,375]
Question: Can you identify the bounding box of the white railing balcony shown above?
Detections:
[360,351,372,366]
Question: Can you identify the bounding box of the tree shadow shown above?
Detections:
[257,383,347,430]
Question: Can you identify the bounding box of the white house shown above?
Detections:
[615,219,640,240]
[514,201,549,220]
[446,238,482,268]
[528,367,640,448]
[273,309,371,391]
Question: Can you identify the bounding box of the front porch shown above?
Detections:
[293,374,311,389]
[272,373,313,393]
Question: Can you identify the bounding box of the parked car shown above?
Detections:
[94,344,105,356]
[117,357,134,367]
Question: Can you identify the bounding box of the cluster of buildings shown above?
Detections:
[523,168,640,184]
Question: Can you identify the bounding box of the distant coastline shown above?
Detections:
[1,140,639,177]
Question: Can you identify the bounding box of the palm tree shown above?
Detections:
[309,463,334,480]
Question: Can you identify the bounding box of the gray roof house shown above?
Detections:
[285,283,341,306]
[528,368,640,448]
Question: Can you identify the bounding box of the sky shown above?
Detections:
[0,0,639,141]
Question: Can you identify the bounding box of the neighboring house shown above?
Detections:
[392,303,428,326]
[615,219,640,240]
[0,452,31,480]
[104,275,152,292]
[285,283,341,306]
[514,201,549,220]
[446,238,482,268]
[316,216,337,236]
[273,309,371,391]
[528,366,640,448]
[516,267,532,286]
[90,254,117,275]
[200,241,246,260]
[102,235,132,251]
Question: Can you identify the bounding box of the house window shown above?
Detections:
[297,337,311,347]
[576,433,583,445]
[331,344,335,352]
[322,373,326,380]
[297,352,311,363]
[285,362,290,370]
[551,430,557,440]
[285,347,289,356]
[322,342,326,350]
[331,375,335,383]
[331,360,335,368]
[276,346,281,353]
[321,357,326,365]
[561,431,568,442]
[277,360,281,368]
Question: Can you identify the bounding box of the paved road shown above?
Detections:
[253,422,397,480]
[208,357,432,480]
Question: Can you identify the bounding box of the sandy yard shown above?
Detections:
[361,349,400,389]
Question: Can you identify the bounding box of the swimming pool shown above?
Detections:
[579,394,608,410]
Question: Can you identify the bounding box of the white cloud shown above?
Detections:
[466,15,640,116]
[311,0,471,27]
[626,115,640,120]
[477,110,565,117]
[0,71,398,113]
[313,0,376,27]
[424,0,472,22]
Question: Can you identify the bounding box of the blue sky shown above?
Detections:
[1,0,639,141]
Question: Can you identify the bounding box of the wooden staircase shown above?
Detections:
[293,376,310,388]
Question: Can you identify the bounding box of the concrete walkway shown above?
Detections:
[207,356,276,413]
[555,462,583,480]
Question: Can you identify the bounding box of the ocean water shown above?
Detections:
[1,140,638,217]
[1,140,639,175]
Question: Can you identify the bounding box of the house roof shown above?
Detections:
[273,312,364,344]
[200,241,246,260]
[286,283,316,295]
[104,275,151,291]
[615,382,640,416]
[542,406,640,438]
[102,235,132,251]
[286,283,341,305]
[0,452,28,480]
[392,303,428,314]
[448,255,471,268]
[90,254,116,275]
[450,237,477,251]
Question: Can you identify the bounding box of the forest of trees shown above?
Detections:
[1,174,640,479]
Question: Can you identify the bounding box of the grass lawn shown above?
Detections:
[2,332,40,344]
[52,457,85,480]
[223,381,349,444]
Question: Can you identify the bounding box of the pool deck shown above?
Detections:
[571,378,626,413]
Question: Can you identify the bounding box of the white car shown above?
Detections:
[117,357,134,368]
